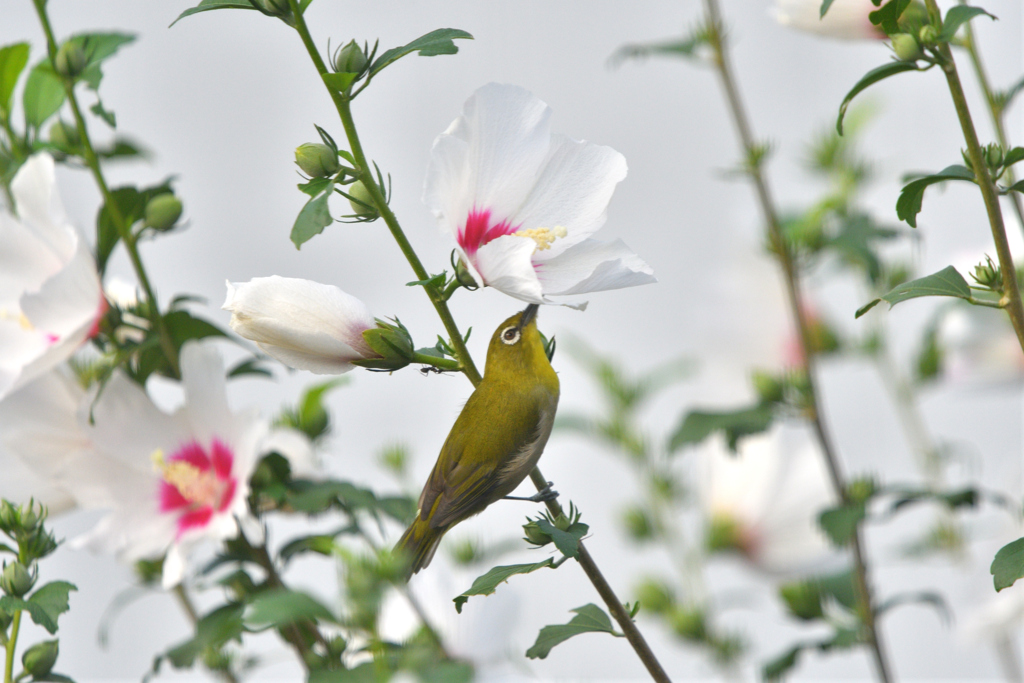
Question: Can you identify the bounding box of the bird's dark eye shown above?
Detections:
[500,326,521,345]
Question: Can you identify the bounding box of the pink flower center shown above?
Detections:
[458,208,519,257]
[154,438,238,536]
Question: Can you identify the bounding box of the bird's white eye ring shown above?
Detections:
[500,326,521,345]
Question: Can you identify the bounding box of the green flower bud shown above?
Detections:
[668,606,707,642]
[891,33,921,61]
[252,0,291,17]
[333,40,368,75]
[295,143,341,178]
[984,143,1004,170]
[346,181,378,218]
[1,561,36,597]
[918,24,939,45]
[751,370,784,404]
[634,578,675,615]
[522,520,552,547]
[847,476,877,505]
[23,528,58,562]
[705,514,743,554]
[0,500,16,530]
[972,256,1001,290]
[54,41,88,79]
[144,194,183,231]
[779,581,824,621]
[22,640,59,678]
[622,506,654,541]
[48,120,80,149]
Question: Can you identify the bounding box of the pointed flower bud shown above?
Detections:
[333,40,368,75]
[224,276,379,374]
[144,193,183,231]
[22,640,59,678]
[54,41,88,79]
[1,561,36,597]
[295,143,341,178]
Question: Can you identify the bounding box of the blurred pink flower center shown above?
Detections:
[156,438,237,536]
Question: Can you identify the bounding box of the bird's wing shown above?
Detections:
[419,384,554,530]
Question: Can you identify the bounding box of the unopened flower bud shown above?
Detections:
[891,33,921,61]
[522,520,552,547]
[333,40,368,75]
[751,370,784,404]
[705,515,743,554]
[346,181,378,218]
[22,640,59,678]
[668,606,707,642]
[1,562,36,597]
[622,506,654,541]
[780,581,824,621]
[253,0,291,17]
[972,257,1001,290]
[353,319,413,371]
[54,41,88,79]
[295,143,341,178]
[847,476,877,505]
[48,120,80,149]
[917,24,939,45]
[144,194,183,231]
[984,143,1004,170]
[634,578,674,615]
[960,148,975,172]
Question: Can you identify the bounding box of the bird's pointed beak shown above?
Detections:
[517,303,539,331]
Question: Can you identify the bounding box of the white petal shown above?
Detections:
[262,427,319,478]
[512,135,627,255]
[178,340,235,446]
[772,0,882,40]
[10,154,75,262]
[536,238,656,297]
[224,276,375,374]
[474,234,545,304]
[162,543,187,589]
[0,213,64,303]
[424,83,552,241]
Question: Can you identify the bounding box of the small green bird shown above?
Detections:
[396,303,559,576]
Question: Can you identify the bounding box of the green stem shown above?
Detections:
[3,612,20,683]
[409,351,461,372]
[702,2,892,680]
[286,5,670,680]
[30,0,180,377]
[923,0,1024,355]
[958,2,1024,239]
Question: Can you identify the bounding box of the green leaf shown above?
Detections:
[1002,75,1024,113]
[611,31,709,65]
[0,581,76,635]
[868,0,912,34]
[95,138,148,160]
[876,591,950,624]
[322,71,358,94]
[837,61,920,134]
[763,644,803,681]
[1006,179,1024,194]
[406,272,447,289]
[276,377,348,442]
[1002,147,1024,169]
[286,479,380,515]
[0,42,29,115]
[825,213,900,285]
[66,33,135,91]
[244,588,337,630]
[525,604,619,660]
[855,266,971,318]
[992,537,1024,591]
[171,0,258,27]
[818,503,866,546]
[453,559,554,613]
[368,29,473,79]
[536,518,581,559]
[158,603,244,669]
[90,99,116,128]
[290,183,334,248]
[297,176,332,197]
[668,404,774,453]
[939,6,996,42]
[227,357,272,378]
[896,165,975,227]
[22,62,65,129]
[819,0,837,17]
[279,534,340,564]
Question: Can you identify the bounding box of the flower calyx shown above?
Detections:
[353,318,414,371]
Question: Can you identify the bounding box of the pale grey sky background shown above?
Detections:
[3,1,1024,680]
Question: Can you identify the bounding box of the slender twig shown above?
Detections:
[702,1,892,680]
[921,0,1024,354]
[172,585,242,683]
[957,0,1024,238]
[3,611,21,683]
[285,4,671,680]
[30,0,180,377]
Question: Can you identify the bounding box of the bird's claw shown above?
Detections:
[504,482,559,503]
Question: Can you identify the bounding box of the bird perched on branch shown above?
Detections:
[396,304,559,576]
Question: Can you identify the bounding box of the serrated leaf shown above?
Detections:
[29,581,77,624]
[668,404,773,453]
[896,165,975,226]
[23,61,65,129]
[939,6,996,42]
[0,42,29,115]
[244,588,337,629]
[992,537,1024,591]
[453,559,554,613]
[368,29,473,79]
[290,184,334,248]
[525,604,619,659]
[855,266,971,318]
[818,503,866,546]
[837,61,920,134]
[171,0,258,27]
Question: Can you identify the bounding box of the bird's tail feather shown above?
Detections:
[395,517,445,578]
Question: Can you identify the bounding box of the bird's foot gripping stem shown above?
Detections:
[505,482,559,503]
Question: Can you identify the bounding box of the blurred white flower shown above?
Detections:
[939,305,1024,385]
[424,83,655,307]
[772,0,884,40]
[961,581,1024,643]
[223,276,377,374]
[68,340,293,588]
[701,425,840,576]
[0,368,90,513]
[0,154,104,400]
